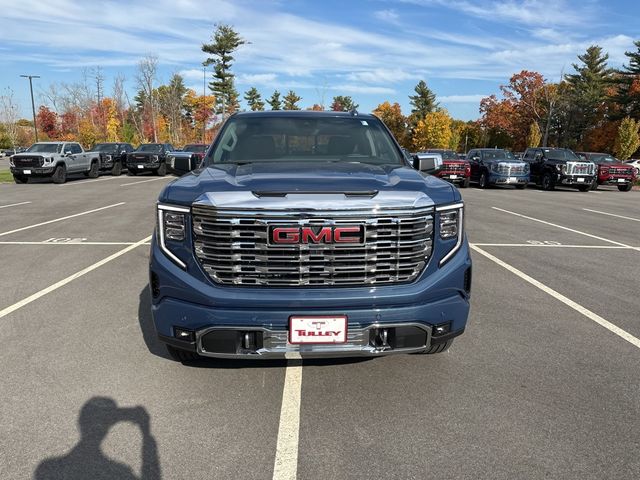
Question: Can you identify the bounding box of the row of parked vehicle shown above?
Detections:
[413,148,638,192]
[7,141,208,184]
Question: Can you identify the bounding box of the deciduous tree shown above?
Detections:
[36,106,59,139]
[373,101,407,147]
[412,110,452,150]
[614,117,640,159]
[527,121,542,147]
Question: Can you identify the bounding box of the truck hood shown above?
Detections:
[159,161,460,208]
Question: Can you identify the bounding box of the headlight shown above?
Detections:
[42,157,55,166]
[105,154,112,161]
[152,155,159,162]
[9,157,15,167]
[157,204,190,268]
[555,164,563,172]
[437,203,464,267]
[523,163,530,173]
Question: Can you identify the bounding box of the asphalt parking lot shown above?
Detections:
[0,175,639,480]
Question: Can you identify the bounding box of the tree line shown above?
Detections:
[1,24,639,159]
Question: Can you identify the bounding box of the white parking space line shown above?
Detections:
[60,177,121,186]
[0,201,31,209]
[583,208,640,223]
[492,207,640,251]
[470,243,630,249]
[120,177,170,186]
[272,360,303,480]
[0,241,151,246]
[0,203,125,238]
[471,245,640,350]
[0,236,151,320]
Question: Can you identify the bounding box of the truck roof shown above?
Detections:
[232,110,376,119]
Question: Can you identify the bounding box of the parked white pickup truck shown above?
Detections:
[9,141,100,184]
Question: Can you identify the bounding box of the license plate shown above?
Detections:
[137,165,144,169]
[23,169,32,174]
[618,178,626,183]
[289,315,347,344]
[576,177,585,183]
[449,175,458,179]
[507,177,517,183]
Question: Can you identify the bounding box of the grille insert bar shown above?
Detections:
[192,205,434,287]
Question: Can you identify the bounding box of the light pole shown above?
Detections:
[202,66,206,144]
[20,75,40,142]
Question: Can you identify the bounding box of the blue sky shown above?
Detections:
[0,0,638,120]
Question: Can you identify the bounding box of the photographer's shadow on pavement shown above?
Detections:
[34,397,161,480]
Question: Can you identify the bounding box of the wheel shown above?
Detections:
[618,184,633,192]
[52,164,67,184]
[459,177,470,188]
[541,172,554,191]
[155,162,167,177]
[478,172,488,189]
[418,339,454,354]
[128,169,138,176]
[577,184,590,192]
[13,174,28,184]
[515,184,526,189]
[111,161,122,176]
[590,178,598,190]
[85,160,99,178]
[166,345,201,363]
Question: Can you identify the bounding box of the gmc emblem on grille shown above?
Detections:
[269,226,365,244]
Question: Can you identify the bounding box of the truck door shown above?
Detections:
[468,150,480,181]
[69,143,85,172]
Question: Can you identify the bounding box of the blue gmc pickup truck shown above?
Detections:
[149,111,471,361]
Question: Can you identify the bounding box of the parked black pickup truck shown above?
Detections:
[88,142,134,176]
[522,147,596,191]
[126,143,175,176]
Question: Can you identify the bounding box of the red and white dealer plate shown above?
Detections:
[288,315,348,344]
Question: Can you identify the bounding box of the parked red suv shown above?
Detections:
[576,152,637,192]
[422,149,471,188]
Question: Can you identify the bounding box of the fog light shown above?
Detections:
[433,322,451,336]
[174,327,195,342]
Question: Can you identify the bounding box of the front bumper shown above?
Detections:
[127,162,159,171]
[436,172,468,184]
[488,173,529,185]
[557,174,594,185]
[149,232,472,359]
[10,166,55,176]
[598,177,634,185]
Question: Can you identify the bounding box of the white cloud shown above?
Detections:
[345,68,417,84]
[237,73,278,85]
[439,94,488,103]
[373,9,400,24]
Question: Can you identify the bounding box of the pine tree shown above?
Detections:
[409,80,438,121]
[564,45,613,144]
[330,96,358,112]
[267,90,282,110]
[612,40,640,119]
[244,87,265,111]
[283,90,302,110]
[202,24,248,117]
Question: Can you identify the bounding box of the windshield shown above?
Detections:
[207,115,402,166]
[90,144,116,152]
[589,154,617,164]
[424,149,457,160]
[27,143,62,154]
[544,149,580,161]
[136,144,163,153]
[185,144,207,153]
[483,150,516,160]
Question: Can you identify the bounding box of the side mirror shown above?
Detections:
[413,154,443,173]
[472,156,480,162]
[65,151,72,156]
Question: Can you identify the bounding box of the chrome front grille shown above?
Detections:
[443,163,466,172]
[609,167,634,176]
[192,205,434,287]
[565,162,595,176]
[494,162,526,175]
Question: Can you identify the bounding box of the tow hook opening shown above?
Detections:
[369,326,428,350]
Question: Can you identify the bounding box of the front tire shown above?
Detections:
[155,162,167,177]
[541,172,555,191]
[478,172,488,189]
[618,184,633,192]
[111,161,122,176]
[52,164,67,184]
[419,339,454,354]
[460,177,470,188]
[13,174,28,184]
[128,169,138,176]
[166,345,201,363]
[577,184,590,192]
[515,184,526,189]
